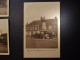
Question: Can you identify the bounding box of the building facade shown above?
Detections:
[26,16,58,39]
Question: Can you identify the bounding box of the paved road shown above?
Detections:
[0,43,8,53]
[26,36,58,48]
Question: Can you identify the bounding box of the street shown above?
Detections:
[0,43,8,53]
[26,36,58,48]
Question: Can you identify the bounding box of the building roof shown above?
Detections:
[26,18,57,27]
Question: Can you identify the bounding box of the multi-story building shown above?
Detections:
[26,16,58,39]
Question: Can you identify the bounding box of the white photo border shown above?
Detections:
[24,2,60,58]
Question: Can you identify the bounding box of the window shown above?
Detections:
[34,26,38,31]
[26,27,29,30]
[30,27,33,30]
[34,26,38,30]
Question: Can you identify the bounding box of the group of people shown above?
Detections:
[31,31,57,39]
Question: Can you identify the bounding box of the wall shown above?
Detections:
[0,0,79,60]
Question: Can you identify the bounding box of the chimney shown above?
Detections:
[41,16,45,20]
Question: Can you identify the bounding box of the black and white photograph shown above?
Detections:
[26,16,58,48]
[0,0,9,17]
[24,2,60,58]
[0,19,9,55]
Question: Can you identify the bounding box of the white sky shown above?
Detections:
[0,19,8,35]
[24,2,60,25]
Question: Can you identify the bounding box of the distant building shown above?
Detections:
[26,16,58,38]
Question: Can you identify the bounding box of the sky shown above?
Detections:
[0,19,8,35]
[24,2,60,25]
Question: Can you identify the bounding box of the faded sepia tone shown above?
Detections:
[0,19,9,55]
[0,0,9,17]
[24,2,60,58]
[26,16,58,48]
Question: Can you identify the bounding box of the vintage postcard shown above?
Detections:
[0,0,9,17]
[0,19,9,55]
[24,2,60,58]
